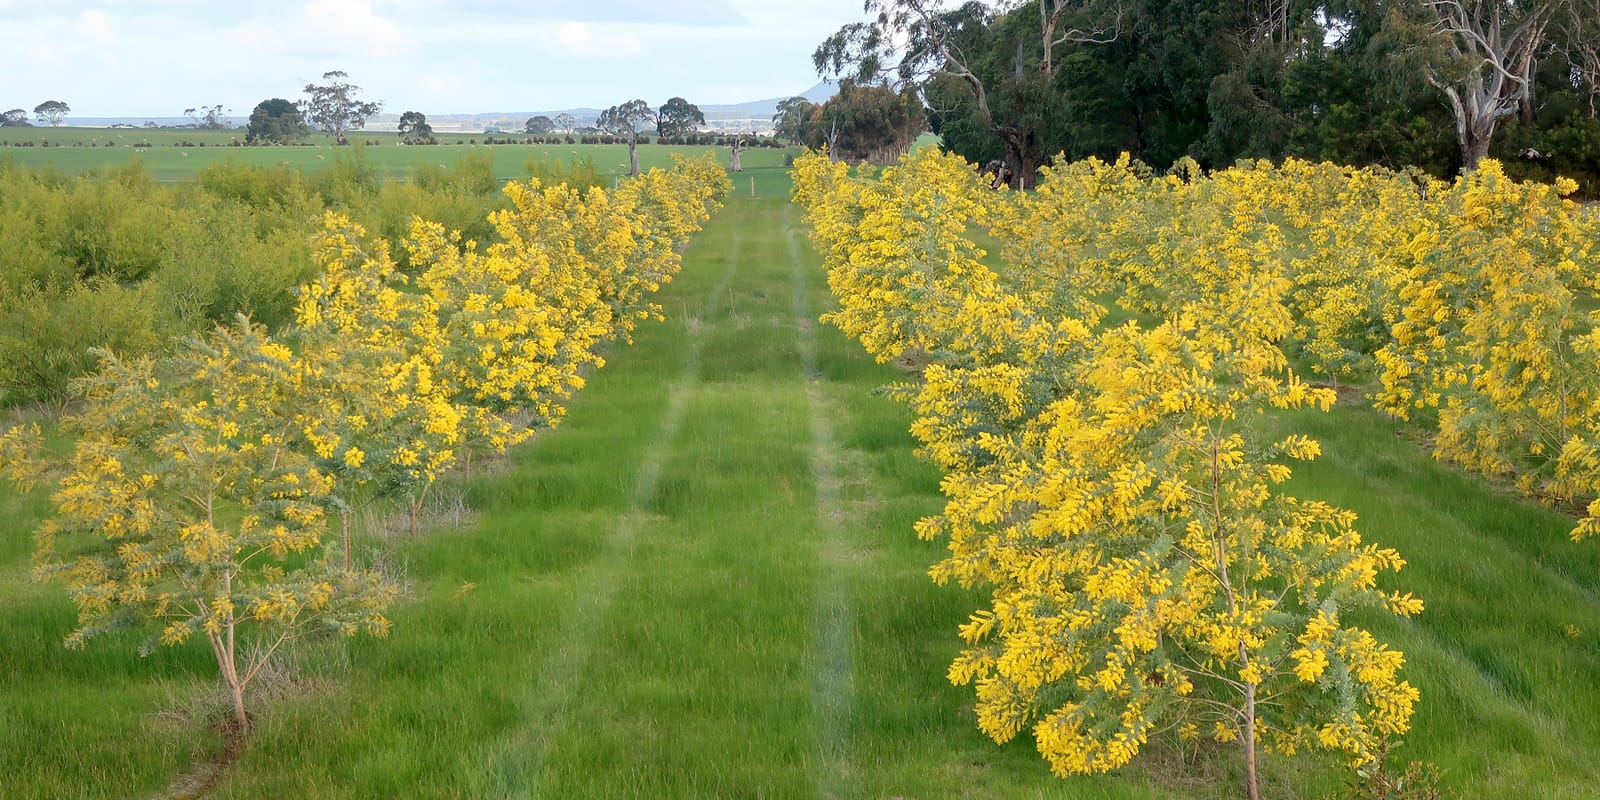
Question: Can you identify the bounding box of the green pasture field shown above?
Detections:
[2,195,1600,798]
[0,126,797,195]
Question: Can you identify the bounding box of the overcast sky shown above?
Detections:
[0,0,868,118]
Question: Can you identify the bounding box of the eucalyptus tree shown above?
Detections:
[656,97,705,138]
[33,100,69,126]
[815,0,1122,186]
[599,99,655,175]
[1394,0,1558,169]
[300,71,383,145]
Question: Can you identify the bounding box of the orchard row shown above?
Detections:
[0,155,731,732]
[792,148,1599,796]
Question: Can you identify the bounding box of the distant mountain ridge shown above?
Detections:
[63,81,840,134]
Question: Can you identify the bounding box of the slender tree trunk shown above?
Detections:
[628,134,640,176]
[1209,431,1259,800]
[226,671,249,733]
[209,612,250,734]
[408,499,420,539]
[1132,106,1148,157]
[1243,682,1260,800]
[341,510,352,571]
[211,635,249,731]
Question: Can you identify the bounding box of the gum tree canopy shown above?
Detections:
[33,100,69,127]
[656,97,705,138]
[299,71,382,145]
[599,99,655,175]
[246,98,310,143]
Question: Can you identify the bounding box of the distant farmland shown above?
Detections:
[0,126,797,193]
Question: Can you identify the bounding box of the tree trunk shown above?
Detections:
[208,611,250,735]
[1001,134,1042,190]
[226,672,249,734]
[730,139,744,172]
[341,510,352,571]
[628,135,640,176]
[1243,681,1260,800]
[1461,131,1492,173]
[1132,106,1148,157]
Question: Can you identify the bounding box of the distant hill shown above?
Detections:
[396,81,839,134]
[61,82,842,135]
[708,80,838,115]
[67,116,248,129]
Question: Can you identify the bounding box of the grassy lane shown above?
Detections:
[475,203,745,794]
[793,206,860,800]
[483,199,1070,798]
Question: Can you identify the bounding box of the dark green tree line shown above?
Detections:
[818,0,1600,190]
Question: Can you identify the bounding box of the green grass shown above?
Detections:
[0,126,798,195]
[2,197,1599,798]
[1273,405,1600,797]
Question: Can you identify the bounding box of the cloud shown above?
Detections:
[26,41,68,70]
[420,77,462,101]
[77,9,116,45]
[75,9,120,66]
[231,0,412,58]
[394,0,744,27]
[548,21,642,59]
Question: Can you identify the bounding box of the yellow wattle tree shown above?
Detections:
[295,213,464,543]
[0,320,396,732]
[927,319,1419,799]
[1375,162,1600,538]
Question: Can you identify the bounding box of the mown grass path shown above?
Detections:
[5,197,1600,799]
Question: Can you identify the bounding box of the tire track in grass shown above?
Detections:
[481,224,744,796]
[788,204,857,799]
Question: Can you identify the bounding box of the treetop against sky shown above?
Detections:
[2,0,874,117]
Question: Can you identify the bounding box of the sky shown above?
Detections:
[0,0,868,118]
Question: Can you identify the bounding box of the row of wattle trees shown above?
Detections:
[983,152,1600,541]
[793,147,1599,796]
[0,148,611,412]
[0,154,731,734]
